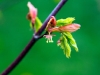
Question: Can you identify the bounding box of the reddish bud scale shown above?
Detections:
[50,16,56,27]
[46,16,56,31]
[27,2,37,24]
[49,23,80,32]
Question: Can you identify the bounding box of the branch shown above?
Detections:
[1,0,68,75]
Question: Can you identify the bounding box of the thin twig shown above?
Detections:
[1,0,67,75]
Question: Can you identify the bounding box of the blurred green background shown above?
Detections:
[0,0,100,75]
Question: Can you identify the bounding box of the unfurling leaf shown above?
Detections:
[63,32,78,52]
[30,17,42,32]
[58,34,71,58]
[56,17,75,26]
[34,17,42,32]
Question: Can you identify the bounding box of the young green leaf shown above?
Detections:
[56,17,75,26]
[30,17,42,32]
[63,32,78,52]
[34,17,42,32]
[58,34,71,58]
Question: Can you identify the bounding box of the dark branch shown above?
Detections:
[1,0,68,75]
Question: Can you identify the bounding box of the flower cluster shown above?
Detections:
[27,2,81,58]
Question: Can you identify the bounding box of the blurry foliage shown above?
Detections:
[0,0,100,75]
[0,10,3,21]
[54,0,60,3]
[21,72,33,75]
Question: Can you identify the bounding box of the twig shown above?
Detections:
[1,0,67,75]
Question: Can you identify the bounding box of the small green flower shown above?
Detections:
[44,34,54,43]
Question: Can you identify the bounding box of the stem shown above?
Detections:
[1,0,68,75]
